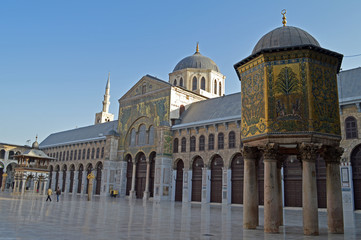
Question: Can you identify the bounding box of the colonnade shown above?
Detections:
[12,174,48,196]
[129,157,152,200]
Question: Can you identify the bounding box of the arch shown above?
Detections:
[125,154,133,196]
[70,150,73,160]
[179,105,185,116]
[149,151,156,197]
[0,149,5,159]
[135,152,147,198]
[95,162,103,195]
[69,164,75,193]
[62,165,67,192]
[345,116,358,139]
[201,77,206,90]
[210,155,224,203]
[87,149,90,159]
[191,156,204,202]
[173,79,177,86]
[82,149,86,159]
[96,148,100,158]
[173,138,179,153]
[190,136,196,152]
[138,124,146,146]
[199,135,205,151]
[91,148,95,159]
[208,134,214,150]
[218,133,224,149]
[74,150,77,160]
[351,144,361,210]
[219,82,222,96]
[231,153,243,204]
[181,137,186,152]
[229,131,236,149]
[192,76,197,90]
[101,147,104,158]
[179,77,183,87]
[214,80,217,94]
[148,126,154,145]
[77,164,84,194]
[175,159,184,202]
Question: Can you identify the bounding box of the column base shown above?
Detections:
[143,191,150,200]
[129,190,136,199]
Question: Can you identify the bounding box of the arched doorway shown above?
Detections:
[136,152,146,199]
[86,164,93,194]
[55,165,60,189]
[231,154,244,204]
[125,155,132,196]
[69,165,75,193]
[192,156,204,202]
[149,152,156,197]
[211,155,224,203]
[77,164,83,194]
[95,162,103,195]
[175,160,184,202]
[351,145,361,210]
[62,165,67,192]
[283,156,302,207]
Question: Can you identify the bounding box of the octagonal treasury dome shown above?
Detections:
[173,45,220,72]
[252,26,320,55]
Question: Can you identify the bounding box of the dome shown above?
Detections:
[173,46,220,72]
[252,26,320,55]
[32,140,39,149]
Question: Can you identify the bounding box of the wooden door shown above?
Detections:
[192,157,204,202]
[352,145,361,210]
[175,160,184,202]
[231,154,243,204]
[126,161,133,196]
[77,168,83,193]
[136,159,147,199]
[149,158,155,197]
[96,166,102,195]
[283,157,302,207]
[69,170,74,193]
[258,157,264,206]
[316,156,326,208]
[211,156,224,203]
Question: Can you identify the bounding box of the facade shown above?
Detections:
[338,67,361,211]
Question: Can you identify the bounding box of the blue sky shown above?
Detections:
[1,0,361,145]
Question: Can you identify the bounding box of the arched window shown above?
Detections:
[56,152,59,160]
[0,149,5,159]
[201,77,206,90]
[229,131,236,148]
[199,135,205,151]
[346,116,358,139]
[179,105,185,116]
[91,148,95,159]
[70,150,73,160]
[130,128,136,146]
[101,147,104,158]
[63,151,66,161]
[181,137,187,152]
[219,82,222,96]
[218,133,224,149]
[66,151,69,161]
[96,148,100,158]
[209,134,214,150]
[78,150,81,160]
[173,138,179,153]
[174,79,177,86]
[190,136,196,152]
[9,151,14,159]
[59,152,62,161]
[138,124,146,146]
[87,149,90,159]
[148,126,154,145]
[82,149,86,160]
[180,77,183,87]
[192,77,197,90]
[214,80,217,94]
[74,150,77,160]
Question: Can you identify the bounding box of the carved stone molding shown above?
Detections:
[298,143,321,162]
[261,143,279,161]
[321,146,344,164]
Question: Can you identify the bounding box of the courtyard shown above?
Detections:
[0,192,360,240]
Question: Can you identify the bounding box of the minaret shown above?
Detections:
[95,73,114,124]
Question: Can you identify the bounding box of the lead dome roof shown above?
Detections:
[173,51,220,73]
[252,26,320,55]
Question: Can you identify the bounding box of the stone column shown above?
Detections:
[129,162,136,199]
[2,173,8,191]
[143,160,150,200]
[322,146,344,234]
[299,143,320,236]
[242,146,260,229]
[21,178,26,195]
[263,143,280,233]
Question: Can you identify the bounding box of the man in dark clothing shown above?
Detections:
[56,187,61,202]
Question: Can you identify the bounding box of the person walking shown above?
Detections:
[56,187,61,202]
[46,188,52,202]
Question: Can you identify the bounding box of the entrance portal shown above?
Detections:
[175,160,184,201]
[211,155,224,203]
[231,154,243,204]
[192,157,203,202]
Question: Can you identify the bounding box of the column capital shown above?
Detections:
[241,146,260,159]
[321,146,344,164]
[261,143,279,162]
[298,143,321,162]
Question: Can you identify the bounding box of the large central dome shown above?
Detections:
[252,26,320,55]
[173,48,220,72]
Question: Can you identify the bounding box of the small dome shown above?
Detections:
[173,49,219,73]
[32,141,39,149]
[252,26,320,55]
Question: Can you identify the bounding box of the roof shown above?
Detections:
[173,52,220,72]
[15,148,54,160]
[39,120,118,148]
[338,67,361,104]
[172,92,242,129]
[252,26,320,55]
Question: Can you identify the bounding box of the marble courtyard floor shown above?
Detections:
[0,192,360,240]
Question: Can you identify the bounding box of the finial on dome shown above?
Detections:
[196,42,199,53]
[281,9,287,26]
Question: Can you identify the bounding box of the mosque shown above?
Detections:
[1,12,359,235]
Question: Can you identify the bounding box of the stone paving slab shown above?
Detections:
[0,192,360,240]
